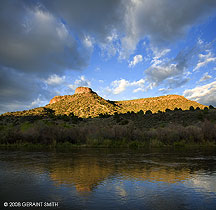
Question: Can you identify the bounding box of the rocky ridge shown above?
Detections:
[1,87,208,118]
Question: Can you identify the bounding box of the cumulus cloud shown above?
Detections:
[111,78,145,94]
[151,48,171,65]
[144,47,192,88]
[45,74,66,86]
[68,76,91,91]
[144,40,214,90]
[1,0,216,70]
[0,1,89,75]
[119,0,216,58]
[199,72,212,82]
[111,79,130,94]
[129,55,143,67]
[44,0,216,59]
[0,67,50,113]
[183,81,216,106]
[1,0,216,113]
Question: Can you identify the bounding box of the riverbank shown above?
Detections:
[1,140,216,152]
[1,108,216,149]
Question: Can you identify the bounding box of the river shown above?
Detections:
[0,148,216,210]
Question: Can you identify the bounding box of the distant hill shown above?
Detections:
[1,87,207,118]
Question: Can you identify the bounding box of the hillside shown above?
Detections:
[1,87,207,118]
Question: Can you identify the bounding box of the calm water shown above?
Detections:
[0,148,216,210]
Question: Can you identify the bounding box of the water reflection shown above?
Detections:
[0,148,216,209]
[50,157,113,193]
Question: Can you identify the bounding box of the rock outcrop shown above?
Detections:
[2,85,208,118]
[75,87,93,94]
[49,87,94,105]
[49,96,64,105]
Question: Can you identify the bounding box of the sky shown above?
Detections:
[1,0,216,114]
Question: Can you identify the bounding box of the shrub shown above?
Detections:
[209,105,215,109]
[165,108,171,112]
[145,110,152,115]
[137,110,144,115]
[119,119,129,125]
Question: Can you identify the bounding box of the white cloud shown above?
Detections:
[133,87,144,93]
[45,74,66,85]
[68,75,91,91]
[199,72,212,82]
[111,78,145,94]
[27,96,48,108]
[83,35,94,49]
[194,50,216,71]
[129,54,143,67]
[144,42,209,89]
[151,48,171,65]
[111,79,130,94]
[183,81,216,106]
[1,0,216,113]
[100,31,120,58]
[94,67,101,72]
[145,63,182,84]
[119,0,216,58]
[145,47,182,86]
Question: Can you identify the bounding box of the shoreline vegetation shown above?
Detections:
[1,106,216,150]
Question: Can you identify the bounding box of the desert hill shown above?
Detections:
[2,87,207,118]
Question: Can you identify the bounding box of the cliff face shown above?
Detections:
[49,87,94,105]
[49,96,64,105]
[75,87,93,94]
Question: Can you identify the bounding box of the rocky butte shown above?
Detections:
[2,86,207,118]
[49,87,94,104]
[75,87,93,94]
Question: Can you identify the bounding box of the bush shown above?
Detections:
[145,110,152,115]
[209,105,215,109]
[137,110,144,115]
[165,108,171,112]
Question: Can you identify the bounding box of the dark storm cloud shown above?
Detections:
[0,0,89,75]
[43,0,124,42]
[1,0,216,74]
[135,0,216,43]
[0,67,55,113]
[0,67,41,113]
